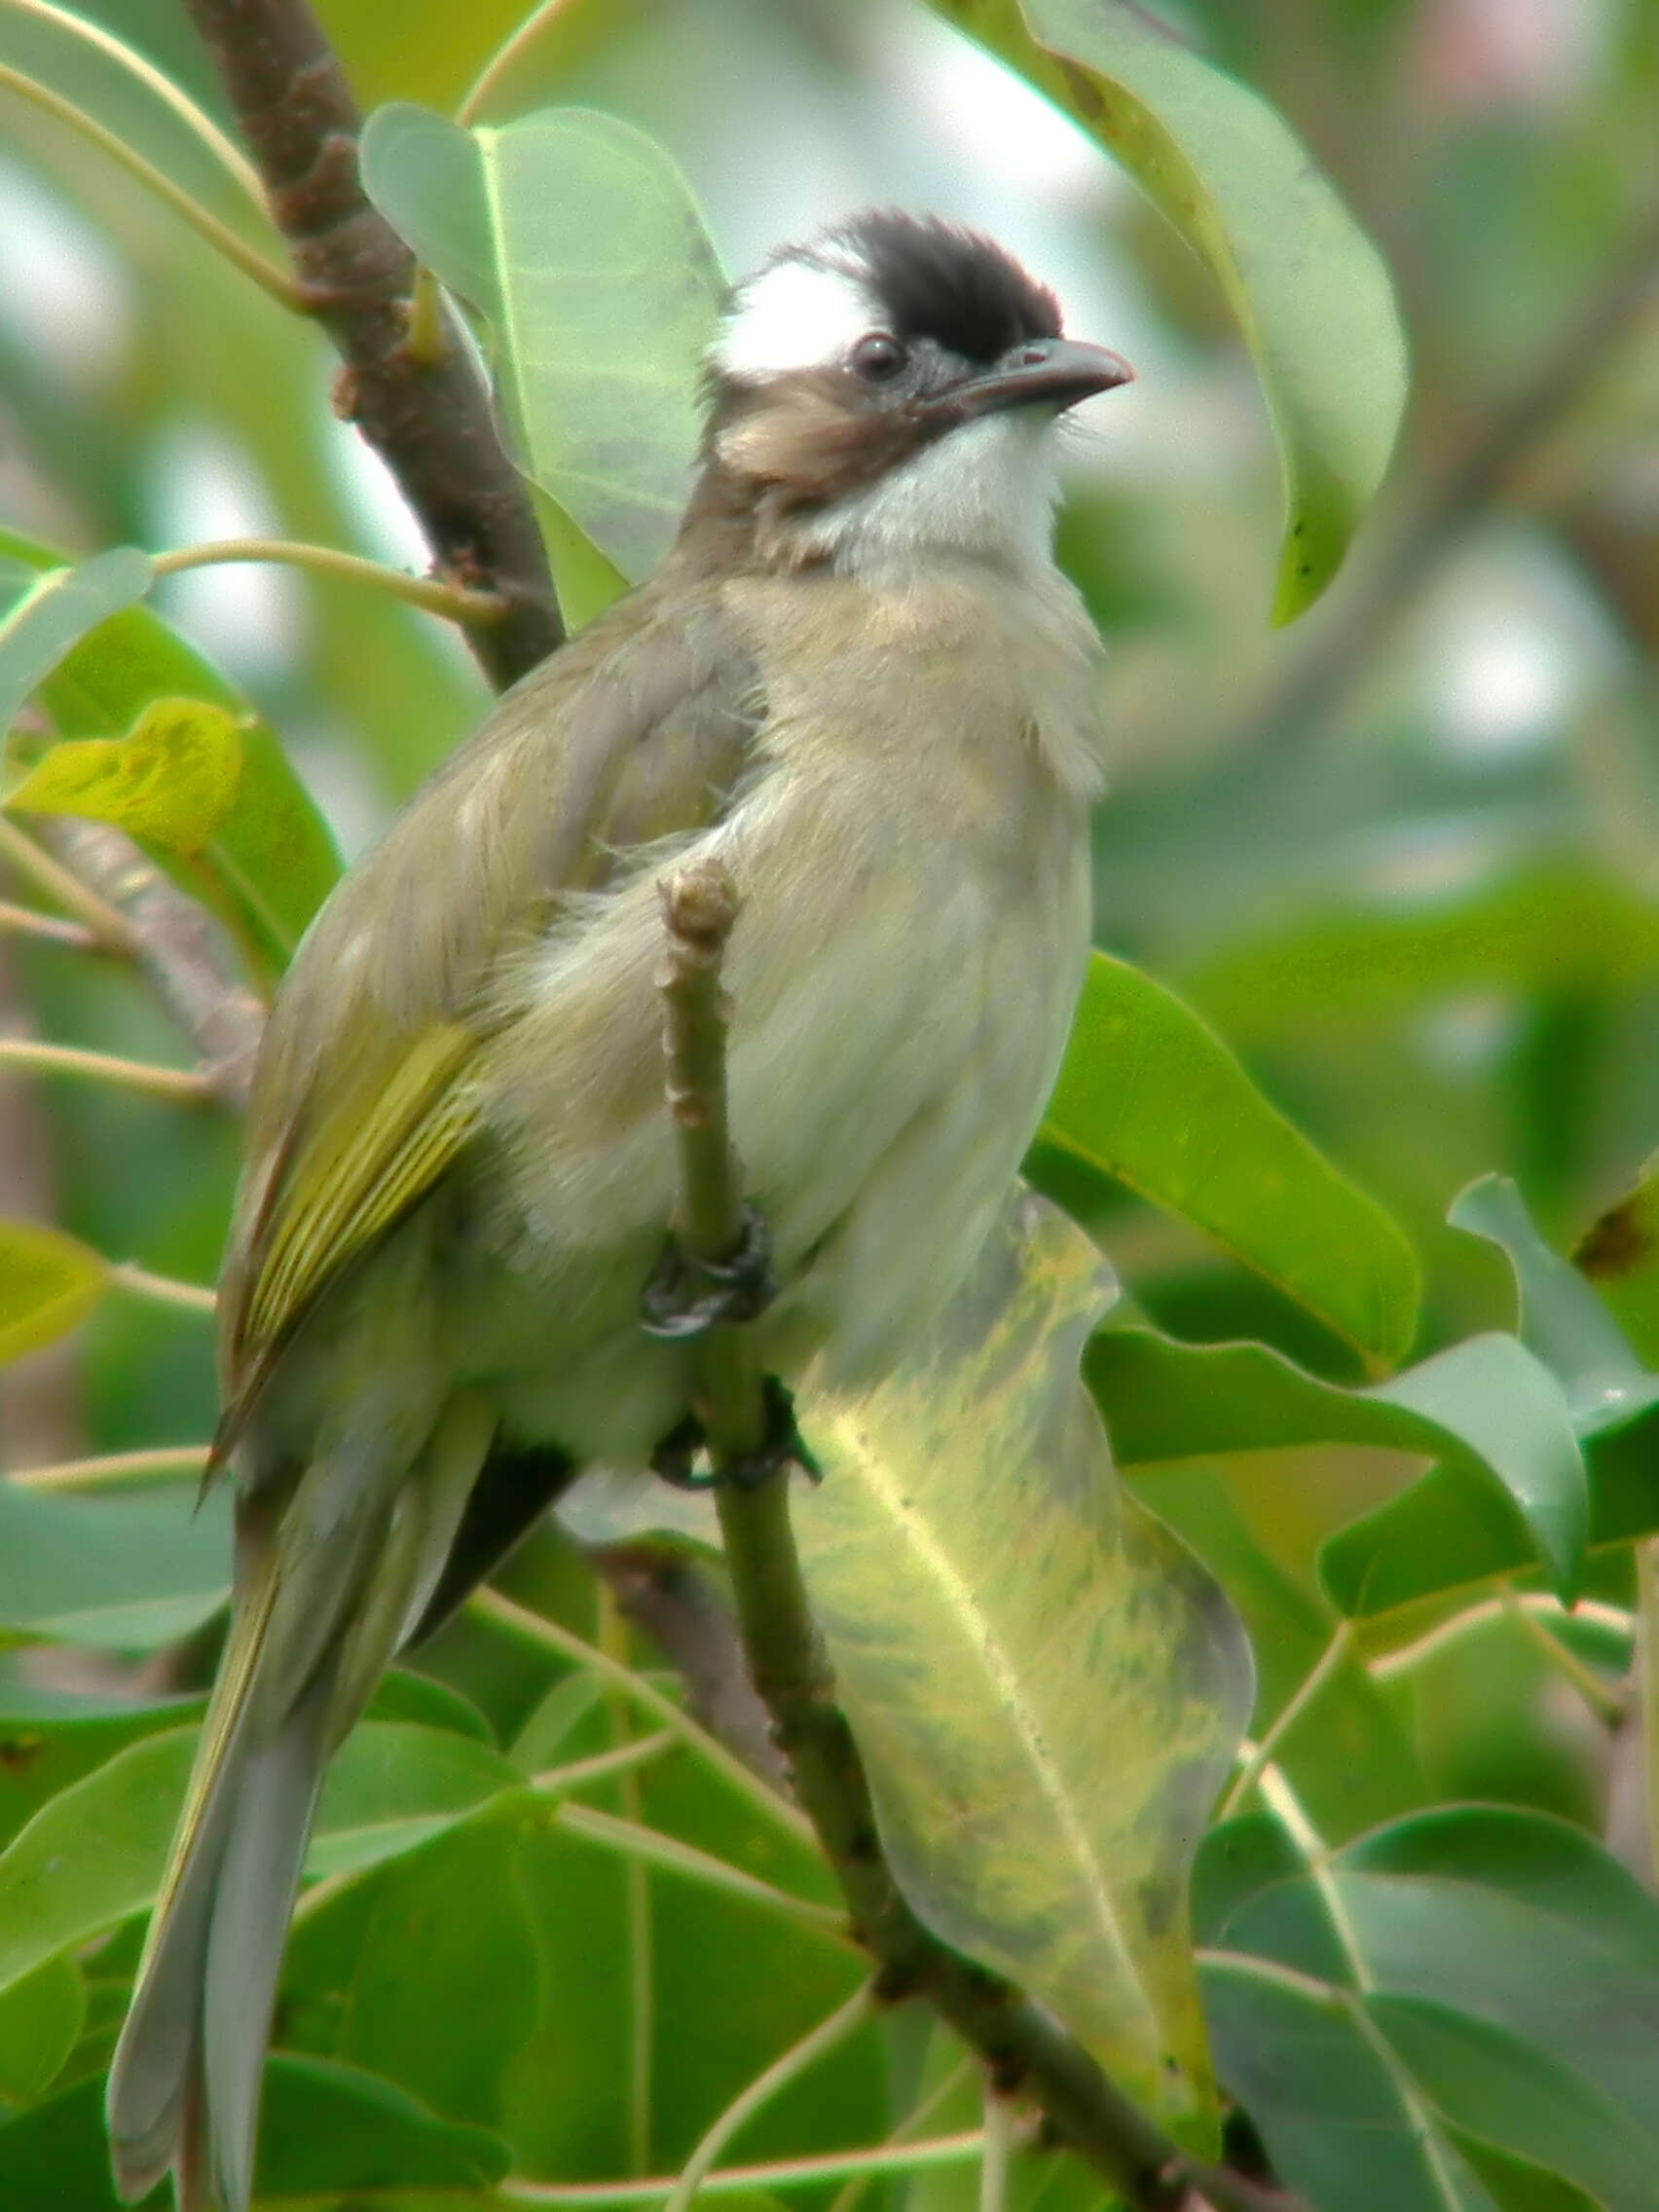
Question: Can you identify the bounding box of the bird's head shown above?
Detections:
[694,210,1132,577]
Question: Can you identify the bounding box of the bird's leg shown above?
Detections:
[649,1377,823,1493]
[640,1198,775,1339]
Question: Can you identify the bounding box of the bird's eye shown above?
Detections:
[850,332,907,383]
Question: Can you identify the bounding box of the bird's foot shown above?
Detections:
[649,1376,823,1493]
[640,1202,775,1339]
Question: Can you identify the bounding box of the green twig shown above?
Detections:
[0,0,268,209]
[825,2056,977,2212]
[0,1036,210,1103]
[500,2129,989,2204]
[470,1587,815,1848]
[0,818,135,954]
[1220,1620,1352,1820]
[152,536,506,625]
[1497,1582,1624,1727]
[531,1730,677,1796]
[979,2083,1014,2212]
[7,1444,210,1490]
[0,900,95,951]
[662,1984,877,2212]
[108,1261,217,1315]
[555,1802,848,1940]
[0,60,305,310]
[456,0,582,125]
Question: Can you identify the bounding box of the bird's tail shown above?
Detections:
[106,1394,493,2212]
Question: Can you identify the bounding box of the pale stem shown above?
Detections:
[825,2055,977,2212]
[152,539,505,625]
[1219,1619,1352,1822]
[109,1261,217,1315]
[0,62,303,311]
[471,1587,816,1847]
[0,1036,210,1104]
[1497,1582,1625,1726]
[554,1803,848,1940]
[531,1730,677,1796]
[601,1580,655,2176]
[456,0,581,125]
[7,1444,209,1490]
[1369,1591,1633,1680]
[404,265,447,367]
[660,1983,877,2212]
[0,901,95,951]
[978,2083,1014,2212]
[499,2129,988,2205]
[0,819,136,953]
[1637,1541,1659,1888]
[0,0,269,209]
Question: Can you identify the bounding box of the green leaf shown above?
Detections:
[1318,1400,1659,1620]
[794,1190,1250,2141]
[1450,1174,1659,1435]
[1199,1805,1659,2212]
[7,697,244,855]
[1088,1321,1587,1606]
[0,528,341,977]
[0,1671,204,1852]
[926,0,1407,617]
[1576,1144,1659,1369]
[0,1720,522,2008]
[0,548,153,736]
[1044,953,1419,1370]
[0,1480,231,1649]
[0,1220,108,1365]
[0,1950,84,2107]
[360,102,723,588]
[253,2053,510,2195]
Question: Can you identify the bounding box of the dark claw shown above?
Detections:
[647,1377,823,1493]
[640,1202,776,1340]
[650,1413,715,1491]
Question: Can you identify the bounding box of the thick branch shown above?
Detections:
[182,0,564,689]
[653,862,1300,2212]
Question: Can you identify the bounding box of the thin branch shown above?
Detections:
[1219,1621,1352,1822]
[555,1801,848,1939]
[0,1035,212,1104]
[662,1984,877,2212]
[652,861,1305,2212]
[0,818,135,953]
[456,0,583,126]
[1497,1583,1624,1727]
[531,1728,677,1796]
[0,900,94,951]
[0,60,304,309]
[470,1586,815,1849]
[108,1261,218,1315]
[979,2084,1014,2212]
[501,2129,990,2204]
[153,537,506,625]
[0,0,269,209]
[825,2055,978,2212]
[36,821,266,1103]
[181,0,564,689]
[8,1443,210,1489]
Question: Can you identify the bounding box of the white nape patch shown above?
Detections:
[798,410,1061,577]
[714,255,880,382]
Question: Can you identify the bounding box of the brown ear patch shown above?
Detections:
[715,372,926,506]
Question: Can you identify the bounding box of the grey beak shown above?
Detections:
[924,337,1134,425]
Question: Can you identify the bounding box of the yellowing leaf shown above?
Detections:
[7,696,243,855]
[794,1190,1250,2142]
[0,1220,109,1364]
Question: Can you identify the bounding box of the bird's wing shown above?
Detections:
[213,582,763,1470]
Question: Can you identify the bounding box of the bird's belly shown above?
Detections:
[467,839,1089,1469]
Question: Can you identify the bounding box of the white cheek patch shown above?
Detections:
[713,257,880,383]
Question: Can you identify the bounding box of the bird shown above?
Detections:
[106,208,1131,2212]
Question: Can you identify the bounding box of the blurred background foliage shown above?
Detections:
[0,0,1658,2197]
